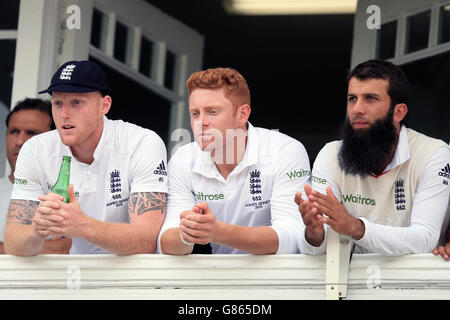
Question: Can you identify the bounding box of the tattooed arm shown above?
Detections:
[85,191,166,254]
[4,200,47,256]
[35,187,167,254]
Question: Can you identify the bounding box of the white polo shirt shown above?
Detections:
[299,126,450,255]
[158,123,310,254]
[12,116,168,254]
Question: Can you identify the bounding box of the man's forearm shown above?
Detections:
[4,225,45,256]
[214,223,279,254]
[79,217,160,254]
[41,238,72,254]
[160,228,194,255]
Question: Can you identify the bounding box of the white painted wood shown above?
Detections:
[0,253,448,300]
[58,0,93,64]
[154,41,167,86]
[325,228,341,300]
[12,0,60,106]
[325,228,352,300]
[89,46,181,103]
[0,254,327,300]
[130,27,142,71]
[92,0,204,138]
[0,30,18,39]
[104,11,116,57]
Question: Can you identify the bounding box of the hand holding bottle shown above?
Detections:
[34,184,91,239]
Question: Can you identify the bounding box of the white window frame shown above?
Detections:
[352,0,450,67]
[11,0,203,161]
[89,0,204,154]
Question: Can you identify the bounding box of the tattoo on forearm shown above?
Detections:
[128,192,167,217]
[6,200,39,225]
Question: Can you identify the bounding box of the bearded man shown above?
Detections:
[295,59,450,255]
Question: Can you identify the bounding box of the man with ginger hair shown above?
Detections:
[158,67,310,254]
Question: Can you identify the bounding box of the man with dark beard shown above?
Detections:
[295,59,450,255]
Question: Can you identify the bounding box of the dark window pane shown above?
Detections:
[139,36,154,78]
[91,8,105,50]
[164,50,176,90]
[0,0,20,29]
[401,51,450,142]
[405,10,430,54]
[0,40,16,107]
[377,20,397,60]
[438,5,450,44]
[90,56,171,144]
[114,21,130,64]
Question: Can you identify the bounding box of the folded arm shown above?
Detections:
[37,189,167,255]
[4,200,46,256]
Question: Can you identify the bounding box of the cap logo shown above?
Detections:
[59,64,76,80]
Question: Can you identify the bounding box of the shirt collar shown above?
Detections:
[92,115,110,162]
[383,125,410,172]
[192,122,259,178]
[60,115,109,166]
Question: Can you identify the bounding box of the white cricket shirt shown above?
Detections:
[11,116,168,254]
[158,123,310,254]
[299,126,450,255]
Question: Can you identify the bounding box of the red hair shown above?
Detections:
[186,68,250,111]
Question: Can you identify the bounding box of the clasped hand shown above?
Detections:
[179,202,219,245]
[295,184,365,241]
[32,184,85,239]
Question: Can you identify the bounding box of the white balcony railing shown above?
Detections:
[0,252,448,300]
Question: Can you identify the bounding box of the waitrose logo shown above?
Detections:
[14,178,27,185]
[192,191,224,201]
[342,193,376,206]
[286,169,311,180]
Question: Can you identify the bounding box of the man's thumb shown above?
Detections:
[196,201,210,214]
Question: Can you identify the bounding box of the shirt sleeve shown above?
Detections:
[269,138,310,254]
[129,132,168,194]
[11,139,45,201]
[354,146,450,255]
[297,145,334,255]
[157,146,196,253]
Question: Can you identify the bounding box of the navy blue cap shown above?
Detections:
[39,60,111,95]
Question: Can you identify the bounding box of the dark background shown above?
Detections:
[144,0,355,163]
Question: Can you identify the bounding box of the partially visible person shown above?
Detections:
[4,61,167,256]
[433,142,450,260]
[433,223,449,260]
[159,67,310,255]
[296,59,450,256]
[0,98,71,254]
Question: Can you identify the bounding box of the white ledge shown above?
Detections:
[0,254,448,300]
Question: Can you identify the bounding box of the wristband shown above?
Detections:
[180,232,194,246]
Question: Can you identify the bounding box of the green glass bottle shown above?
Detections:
[51,156,71,203]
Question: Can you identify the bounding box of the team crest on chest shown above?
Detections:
[245,168,270,210]
[106,169,129,208]
[110,170,122,200]
[394,178,406,211]
[250,169,262,194]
